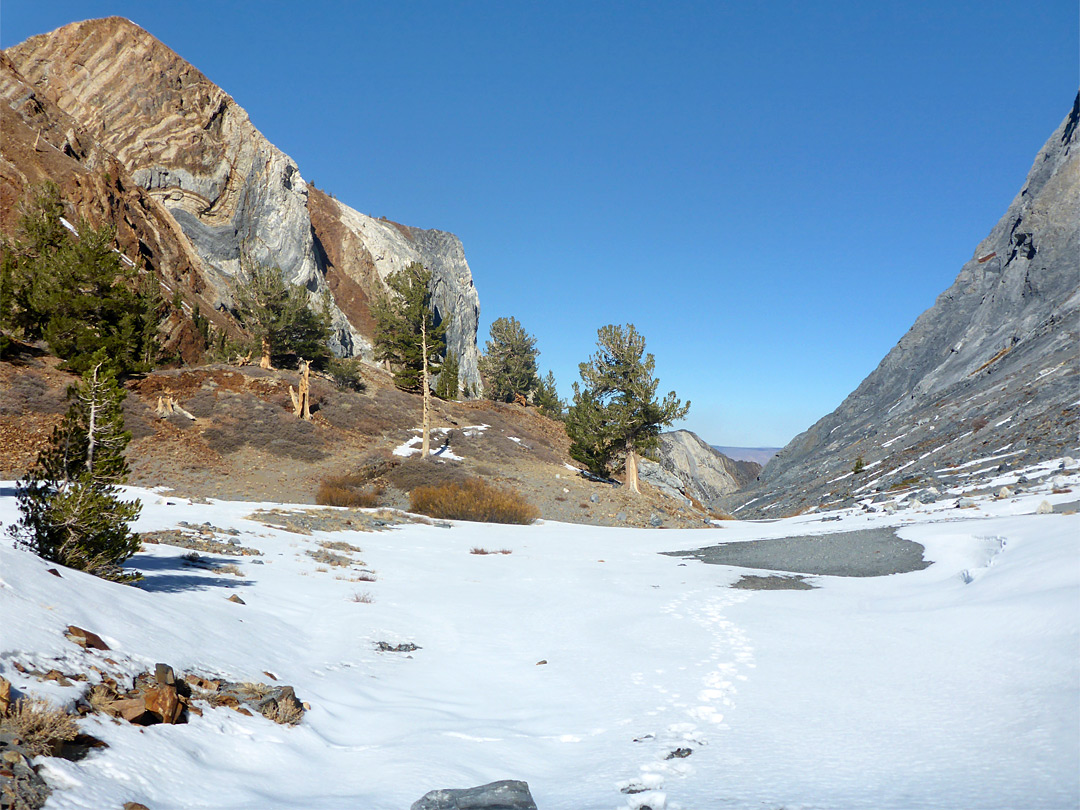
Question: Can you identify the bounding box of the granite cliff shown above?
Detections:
[5,17,482,388]
[728,94,1080,518]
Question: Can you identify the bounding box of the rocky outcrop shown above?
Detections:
[644,430,760,510]
[411,780,538,810]
[5,17,483,389]
[0,52,227,363]
[728,94,1080,518]
[308,189,482,390]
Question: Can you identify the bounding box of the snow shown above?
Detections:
[1,469,1078,810]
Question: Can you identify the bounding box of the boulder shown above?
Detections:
[411,780,538,810]
[64,626,109,650]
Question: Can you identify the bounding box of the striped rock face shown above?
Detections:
[6,17,482,386]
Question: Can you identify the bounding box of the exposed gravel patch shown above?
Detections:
[663,528,931,577]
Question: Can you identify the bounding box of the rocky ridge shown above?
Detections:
[642,430,761,511]
[728,94,1080,518]
[4,17,482,388]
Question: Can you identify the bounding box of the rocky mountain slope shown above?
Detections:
[727,94,1080,518]
[641,430,761,511]
[0,52,228,362]
[4,17,482,388]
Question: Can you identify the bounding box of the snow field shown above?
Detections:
[0,467,1077,809]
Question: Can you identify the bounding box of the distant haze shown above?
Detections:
[713,447,781,465]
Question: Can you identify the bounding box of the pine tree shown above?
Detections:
[479,316,540,402]
[1,183,162,374]
[9,360,142,581]
[372,262,448,393]
[435,350,460,400]
[372,262,449,456]
[534,370,564,419]
[232,259,333,370]
[566,324,689,493]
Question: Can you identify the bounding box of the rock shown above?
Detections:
[616,512,628,522]
[882,502,897,514]
[1051,475,1069,490]
[665,747,693,759]
[374,642,420,653]
[1060,457,1075,468]
[648,515,664,528]
[0,677,10,716]
[123,803,151,810]
[65,626,109,650]
[227,595,245,604]
[107,697,149,723]
[142,685,183,724]
[651,430,759,510]
[995,487,1013,500]
[410,780,538,810]
[1017,474,1030,484]
[589,494,600,504]
[956,498,977,509]
[1036,500,1054,514]
[154,664,176,686]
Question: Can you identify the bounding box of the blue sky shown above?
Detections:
[3,1,1077,446]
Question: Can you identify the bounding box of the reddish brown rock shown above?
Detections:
[142,685,183,724]
[65,626,110,650]
[0,676,11,715]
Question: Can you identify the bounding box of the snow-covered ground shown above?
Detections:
[1,466,1077,810]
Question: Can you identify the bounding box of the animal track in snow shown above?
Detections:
[617,590,754,808]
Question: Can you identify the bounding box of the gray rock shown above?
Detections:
[726,94,1080,518]
[589,494,600,504]
[650,430,760,510]
[648,514,664,527]
[411,780,538,810]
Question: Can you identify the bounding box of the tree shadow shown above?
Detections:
[130,553,255,594]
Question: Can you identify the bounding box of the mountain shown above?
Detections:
[712,446,780,466]
[3,17,482,389]
[641,430,762,511]
[726,94,1079,518]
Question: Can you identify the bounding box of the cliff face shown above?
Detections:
[729,95,1079,518]
[0,52,228,362]
[641,430,761,511]
[6,17,482,388]
[307,190,482,391]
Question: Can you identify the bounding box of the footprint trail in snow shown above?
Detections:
[617,589,754,809]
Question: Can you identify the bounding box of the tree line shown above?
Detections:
[3,185,688,581]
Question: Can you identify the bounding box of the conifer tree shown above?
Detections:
[435,350,460,400]
[479,316,540,402]
[372,262,448,393]
[566,324,689,493]
[232,259,333,370]
[9,359,142,581]
[1,183,162,374]
[534,370,564,419]
[372,262,449,456]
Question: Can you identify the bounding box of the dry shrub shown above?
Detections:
[261,698,303,726]
[316,474,385,508]
[1,697,79,757]
[470,547,512,555]
[306,548,352,567]
[351,591,374,603]
[410,478,539,524]
[211,563,244,577]
[86,683,118,714]
[319,539,363,554]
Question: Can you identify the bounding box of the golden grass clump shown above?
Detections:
[0,697,79,757]
[316,473,384,508]
[410,478,539,525]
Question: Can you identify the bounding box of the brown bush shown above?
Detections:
[410,478,539,524]
[316,475,385,508]
[0,697,79,757]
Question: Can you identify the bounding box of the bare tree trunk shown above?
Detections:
[625,447,640,494]
[289,360,312,420]
[421,318,431,458]
[85,364,100,476]
[259,337,272,369]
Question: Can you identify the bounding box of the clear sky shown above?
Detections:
[3,1,1077,447]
